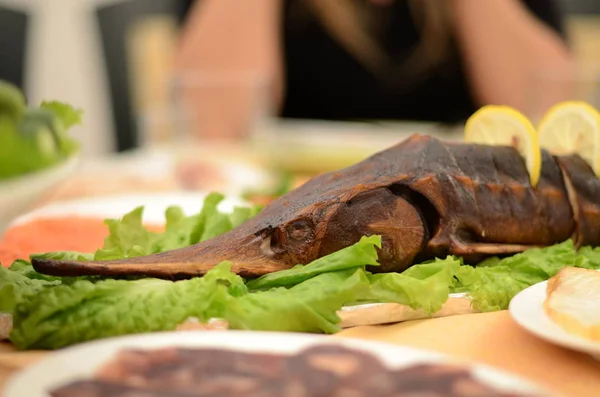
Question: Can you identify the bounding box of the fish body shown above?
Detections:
[32,134,600,279]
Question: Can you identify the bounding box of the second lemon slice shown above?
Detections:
[538,101,600,176]
[465,105,541,186]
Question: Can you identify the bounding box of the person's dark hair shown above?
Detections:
[299,0,455,84]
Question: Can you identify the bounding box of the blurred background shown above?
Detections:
[0,0,599,160]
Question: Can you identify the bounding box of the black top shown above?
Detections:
[280,0,567,123]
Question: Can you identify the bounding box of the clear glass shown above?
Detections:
[173,70,273,142]
[136,70,274,147]
[135,70,276,192]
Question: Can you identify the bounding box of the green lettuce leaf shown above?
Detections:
[229,206,261,229]
[0,117,60,178]
[1,256,102,316]
[576,245,600,268]
[451,240,600,312]
[366,256,462,314]
[0,85,82,180]
[40,101,83,130]
[96,193,259,257]
[0,265,60,314]
[9,262,242,350]
[94,207,158,260]
[31,251,94,263]
[225,269,370,334]
[246,235,381,290]
[156,193,232,251]
[193,192,237,242]
[153,205,198,252]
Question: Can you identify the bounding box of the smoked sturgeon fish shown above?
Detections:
[32,134,600,279]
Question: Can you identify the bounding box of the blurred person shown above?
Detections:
[175,0,574,138]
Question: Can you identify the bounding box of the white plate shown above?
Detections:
[0,155,80,234]
[509,281,600,358]
[3,330,555,397]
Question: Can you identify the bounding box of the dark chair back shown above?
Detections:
[95,0,194,152]
[0,5,29,92]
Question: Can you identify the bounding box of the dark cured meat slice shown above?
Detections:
[49,345,544,397]
[97,348,287,381]
[286,344,390,396]
[96,348,289,394]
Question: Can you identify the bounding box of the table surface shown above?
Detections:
[1,151,600,397]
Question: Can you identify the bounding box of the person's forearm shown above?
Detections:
[452,0,574,112]
[175,0,284,108]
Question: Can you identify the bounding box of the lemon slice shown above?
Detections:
[538,101,600,176]
[465,105,541,186]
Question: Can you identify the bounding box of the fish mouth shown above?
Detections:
[31,228,296,280]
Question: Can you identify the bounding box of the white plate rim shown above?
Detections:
[4,330,555,397]
[8,191,247,227]
[509,280,600,357]
[0,155,80,190]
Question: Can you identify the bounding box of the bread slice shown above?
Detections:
[544,267,600,341]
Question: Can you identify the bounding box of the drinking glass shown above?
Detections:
[135,70,276,192]
[137,70,274,147]
[173,70,274,142]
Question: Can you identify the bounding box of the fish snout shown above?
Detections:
[31,229,298,279]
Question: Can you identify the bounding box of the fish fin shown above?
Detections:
[449,236,539,256]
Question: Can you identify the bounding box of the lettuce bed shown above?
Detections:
[1,193,599,350]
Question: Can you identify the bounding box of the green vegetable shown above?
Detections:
[366,256,462,314]
[452,240,600,312]
[10,262,242,350]
[0,81,82,180]
[40,101,83,131]
[227,269,371,334]
[94,207,158,260]
[0,264,60,314]
[31,251,94,263]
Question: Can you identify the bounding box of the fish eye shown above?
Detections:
[287,220,312,241]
